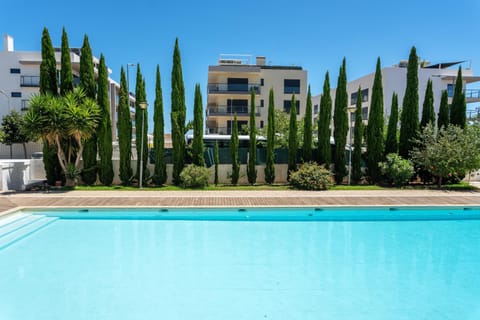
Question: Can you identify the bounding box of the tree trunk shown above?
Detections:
[23,143,27,159]
[65,177,76,187]
[437,176,442,188]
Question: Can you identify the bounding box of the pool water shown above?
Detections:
[0,207,479,319]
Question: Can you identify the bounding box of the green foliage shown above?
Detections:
[437,90,449,129]
[399,46,419,158]
[39,27,58,96]
[333,58,348,183]
[192,84,205,166]
[118,67,133,185]
[265,88,276,184]
[303,85,313,162]
[257,109,303,149]
[97,54,114,186]
[180,164,210,189]
[420,79,435,129]
[135,64,148,183]
[385,92,399,155]
[1,110,31,159]
[411,123,480,187]
[214,141,219,185]
[318,71,332,166]
[450,67,466,128]
[379,153,414,186]
[289,162,334,190]
[288,94,298,177]
[40,27,61,184]
[80,35,97,185]
[366,58,385,183]
[230,114,240,185]
[247,88,257,184]
[60,27,74,96]
[352,87,364,184]
[171,38,186,185]
[153,65,167,185]
[24,89,100,186]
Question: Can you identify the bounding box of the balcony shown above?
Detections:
[208,83,260,94]
[20,75,40,87]
[465,89,480,103]
[206,104,261,116]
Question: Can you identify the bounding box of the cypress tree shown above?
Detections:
[420,79,435,130]
[214,141,219,185]
[171,38,186,185]
[333,58,348,184]
[97,54,114,186]
[288,94,298,178]
[118,67,133,185]
[80,35,97,185]
[264,88,276,184]
[192,84,205,166]
[247,88,257,184]
[60,27,74,95]
[152,65,167,185]
[303,85,313,162]
[385,92,399,155]
[39,27,60,185]
[399,46,419,158]
[450,67,466,128]
[135,64,148,184]
[40,27,58,96]
[352,87,364,184]
[317,72,332,166]
[366,57,385,183]
[437,90,449,129]
[230,114,240,185]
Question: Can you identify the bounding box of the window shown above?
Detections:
[314,104,319,114]
[447,84,454,97]
[11,92,22,98]
[260,99,264,107]
[21,99,29,111]
[10,68,21,74]
[351,88,369,105]
[362,107,368,120]
[260,120,264,128]
[284,79,300,94]
[227,120,248,135]
[227,78,248,92]
[260,78,264,86]
[226,99,248,114]
[283,100,300,115]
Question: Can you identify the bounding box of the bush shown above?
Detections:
[289,162,334,190]
[379,153,414,186]
[180,164,210,189]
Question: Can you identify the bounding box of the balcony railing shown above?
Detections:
[207,104,261,116]
[208,83,260,94]
[20,75,40,87]
[465,89,480,100]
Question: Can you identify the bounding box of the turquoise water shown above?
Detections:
[0,207,479,319]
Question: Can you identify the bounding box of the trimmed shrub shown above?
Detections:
[289,162,334,190]
[180,164,209,189]
[379,153,414,186]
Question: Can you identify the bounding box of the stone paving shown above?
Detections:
[1,189,480,214]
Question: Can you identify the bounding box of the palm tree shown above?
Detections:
[24,88,100,186]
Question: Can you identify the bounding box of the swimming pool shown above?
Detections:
[0,207,479,319]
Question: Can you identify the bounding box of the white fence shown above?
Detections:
[0,142,42,160]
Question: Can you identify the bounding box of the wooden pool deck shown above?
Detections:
[1,189,480,214]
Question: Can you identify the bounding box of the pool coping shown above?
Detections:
[1,189,480,218]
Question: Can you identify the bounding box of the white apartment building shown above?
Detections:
[206,55,307,134]
[0,34,135,142]
[312,60,480,142]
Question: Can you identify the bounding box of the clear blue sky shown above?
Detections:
[2,0,479,132]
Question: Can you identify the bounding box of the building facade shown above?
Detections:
[312,60,480,142]
[0,34,135,142]
[206,55,307,135]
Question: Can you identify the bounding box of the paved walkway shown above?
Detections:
[1,189,480,214]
